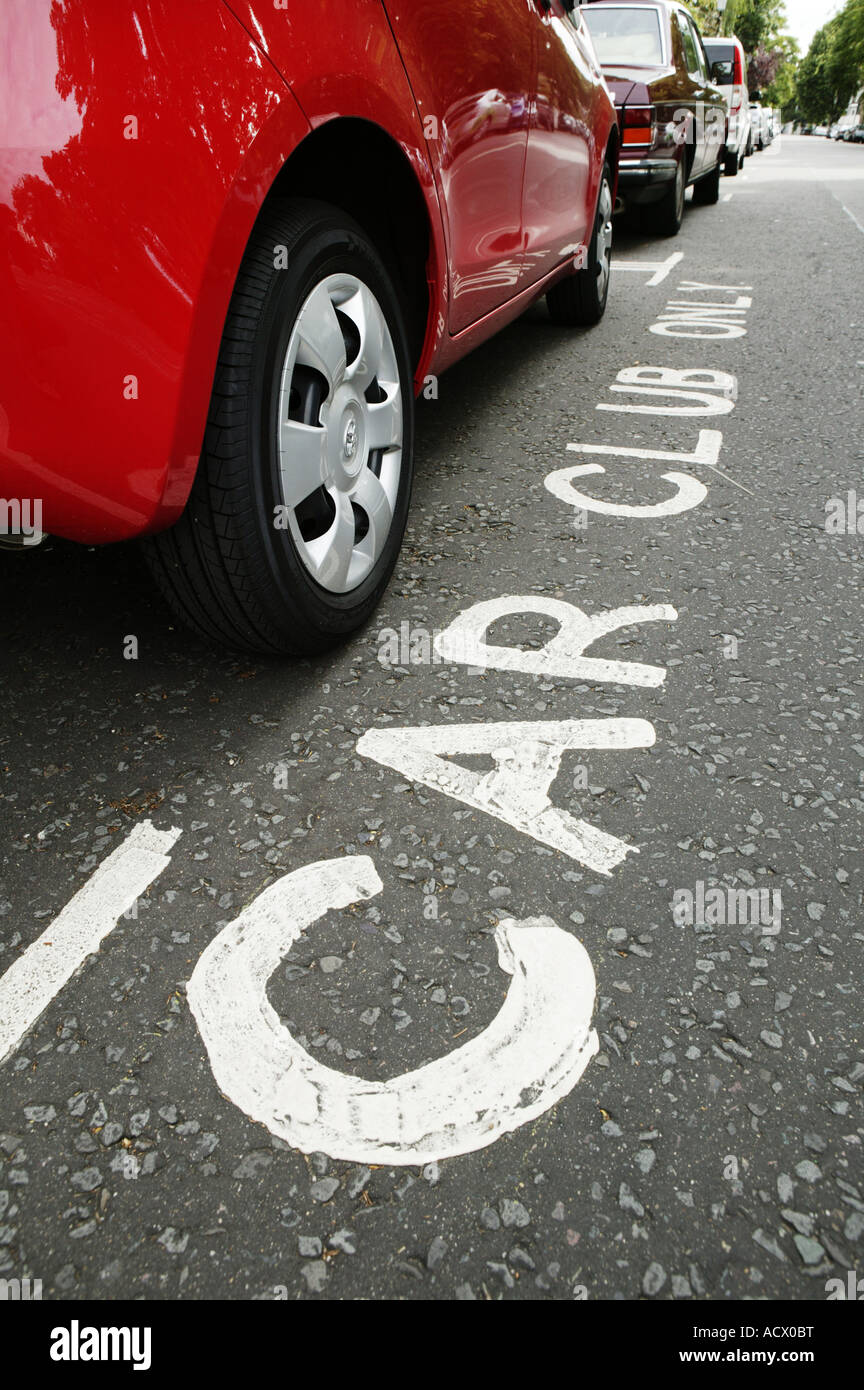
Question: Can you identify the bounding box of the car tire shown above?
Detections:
[142,197,414,656]
[692,156,721,205]
[546,162,614,327]
[646,156,685,237]
[724,149,739,177]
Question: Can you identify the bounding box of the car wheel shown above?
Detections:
[546,163,613,327]
[142,197,414,656]
[646,156,685,237]
[738,149,746,170]
[724,148,739,177]
[692,156,721,205]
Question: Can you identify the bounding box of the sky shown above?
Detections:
[780,0,842,54]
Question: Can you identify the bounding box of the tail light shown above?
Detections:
[619,104,655,147]
[733,46,744,85]
[731,45,744,110]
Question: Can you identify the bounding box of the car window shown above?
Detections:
[704,41,734,84]
[581,6,664,66]
[704,42,735,64]
[677,13,704,80]
[689,16,711,80]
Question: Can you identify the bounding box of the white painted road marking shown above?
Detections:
[598,366,737,418]
[187,856,599,1165]
[651,283,751,338]
[611,250,684,285]
[598,384,733,417]
[434,595,677,687]
[677,281,752,291]
[565,428,723,468]
[547,462,708,518]
[358,718,655,873]
[0,821,182,1068]
[557,429,752,503]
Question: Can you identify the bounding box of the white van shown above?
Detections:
[702,34,751,174]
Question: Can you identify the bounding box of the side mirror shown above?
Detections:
[750,89,762,101]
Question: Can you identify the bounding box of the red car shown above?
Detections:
[1,0,617,654]
[581,0,727,235]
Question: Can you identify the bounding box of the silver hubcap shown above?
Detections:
[277,273,403,594]
[595,178,613,299]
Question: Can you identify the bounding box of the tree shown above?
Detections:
[688,1,726,38]
[763,43,799,114]
[732,0,788,53]
[830,0,864,105]
[748,43,781,91]
[796,24,841,122]
[794,2,864,123]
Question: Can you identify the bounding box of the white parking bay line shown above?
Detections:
[842,203,864,237]
[0,820,181,1067]
[611,250,683,286]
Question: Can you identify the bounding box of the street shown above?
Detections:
[1,133,862,1302]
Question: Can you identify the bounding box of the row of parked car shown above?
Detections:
[696,35,779,161]
[0,0,769,655]
[825,122,864,142]
[750,102,781,150]
[805,123,864,140]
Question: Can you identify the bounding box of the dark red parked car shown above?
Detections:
[0,0,617,654]
[582,0,727,235]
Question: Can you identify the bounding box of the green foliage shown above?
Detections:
[731,0,787,53]
[680,1,790,50]
[763,57,797,115]
[687,1,726,38]
[795,26,838,122]
[793,1,864,123]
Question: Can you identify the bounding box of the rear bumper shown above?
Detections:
[617,156,678,205]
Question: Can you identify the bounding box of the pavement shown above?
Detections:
[1,134,862,1303]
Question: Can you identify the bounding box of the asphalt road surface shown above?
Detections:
[1,134,862,1303]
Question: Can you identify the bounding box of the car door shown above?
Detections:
[674,8,711,174]
[383,0,535,335]
[690,12,727,166]
[520,0,596,290]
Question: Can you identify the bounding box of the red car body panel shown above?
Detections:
[522,4,612,288]
[0,0,616,545]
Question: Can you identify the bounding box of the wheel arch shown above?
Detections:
[605,122,620,185]
[262,117,436,378]
[159,113,444,535]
